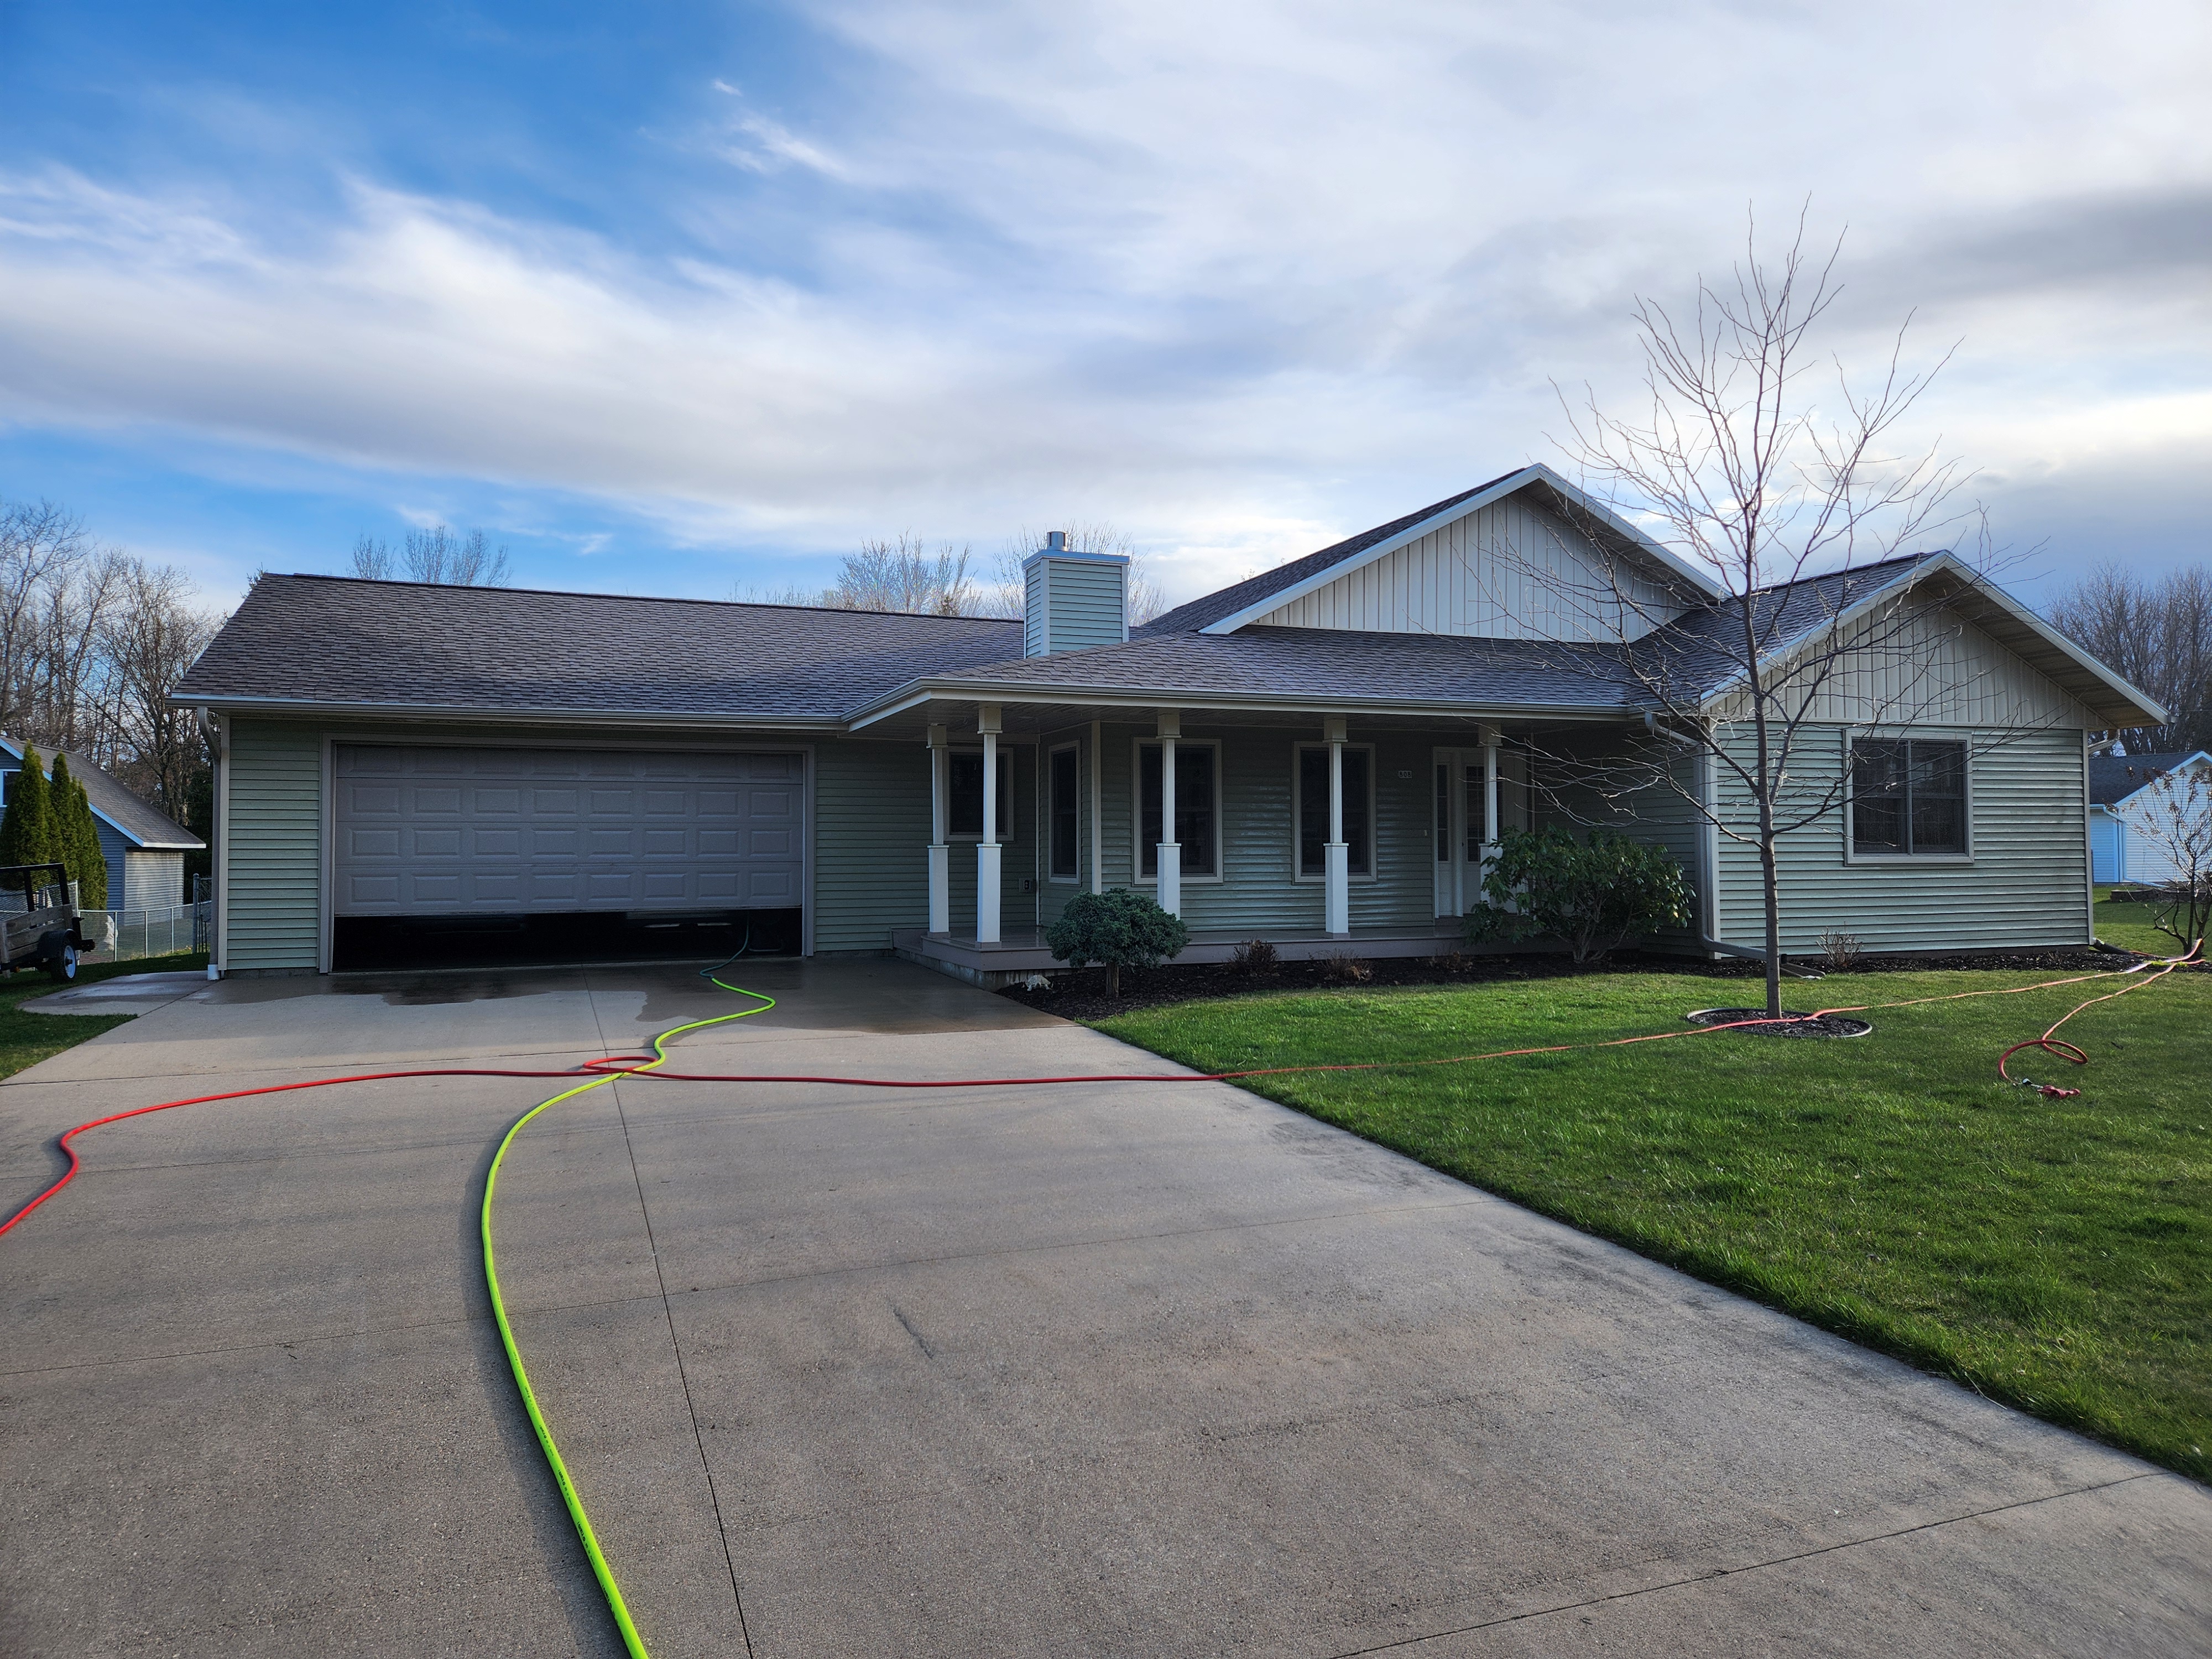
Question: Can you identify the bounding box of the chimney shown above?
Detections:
[1022,531,1130,657]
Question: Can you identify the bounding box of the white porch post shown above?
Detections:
[1155,709,1182,916]
[926,723,950,935]
[976,705,1002,944]
[1324,715,1349,937]
[1481,724,1501,895]
[1088,718,1104,895]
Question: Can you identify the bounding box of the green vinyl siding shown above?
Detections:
[813,737,1035,951]
[225,718,324,972]
[1712,724,2090,952]
[1533,739,1704,945]
[1035,722,1437,937]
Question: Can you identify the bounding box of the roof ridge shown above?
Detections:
[263,572,1022,626]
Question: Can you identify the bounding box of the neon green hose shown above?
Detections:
[481,973,776,1659]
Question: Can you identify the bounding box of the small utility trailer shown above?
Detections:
[0,863,91,982]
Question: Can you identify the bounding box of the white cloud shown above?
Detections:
[2,0,2209,603]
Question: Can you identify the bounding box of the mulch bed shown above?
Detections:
[1683,1007,1874,1039]
[999,943,2149,1021]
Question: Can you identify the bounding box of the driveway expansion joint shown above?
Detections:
[1321,1472,2167,1657]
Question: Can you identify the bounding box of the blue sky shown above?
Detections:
[2,0,2208,614]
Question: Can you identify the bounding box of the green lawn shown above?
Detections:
[1097,963,2211,1482]
[0,952,206,1083]
[2095,886,2196,957]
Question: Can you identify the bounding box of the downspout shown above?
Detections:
[197,707,226,980]
[1645,712,1822,979]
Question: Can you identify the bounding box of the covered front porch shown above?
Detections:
[847,690,1625,988]
[890,919,1477,987]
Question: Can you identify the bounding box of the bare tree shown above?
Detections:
[985,523,1168,625]
[352,525,513,587]
[2049,562,2211,754]
[100,562,223,820]
[0,496,229,844]
[1489,216,2002,1016]
[826,533,980,615]
[2117,762,2212,951]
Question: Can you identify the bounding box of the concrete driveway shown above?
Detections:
[3,959,2205,1657]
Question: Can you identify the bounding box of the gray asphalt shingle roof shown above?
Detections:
[1625,555,1929,697]
[921,626,1641,708]
[2089,751,2204,806]
[176,575,1025,719]
[0,738,202,848]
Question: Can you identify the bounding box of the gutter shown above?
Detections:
[169,695,847,733]
[846,680,1639,732]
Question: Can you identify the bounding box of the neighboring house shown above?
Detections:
[173,463,2163,980]
[0,737,206,909]
[2089,750,2212,885]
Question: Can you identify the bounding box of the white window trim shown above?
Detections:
[1129,736,1225,885]
[946,744,1016,844]
[1292,741,1379,884]
[1046,740,1082,883]
[1842,727,1975,864]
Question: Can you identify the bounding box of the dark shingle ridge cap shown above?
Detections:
[260,571,1022,630]
[1137,472,1528,638]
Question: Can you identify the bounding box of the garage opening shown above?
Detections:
[332,744,805,972]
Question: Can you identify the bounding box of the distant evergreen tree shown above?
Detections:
[49,754,106,907]
[0,745,55,871]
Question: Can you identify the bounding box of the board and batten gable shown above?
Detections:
[1708,592,2102,730]
[1252,494,1688,642]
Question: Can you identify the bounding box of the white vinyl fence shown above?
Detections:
[81,900,213,962]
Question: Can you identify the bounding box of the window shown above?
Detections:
[1434,763,1450,863]
[1851,738,1966,856]
[1136,742,1218,877]
[1049,745,1079,880]
[947,750,1012,841]
[1296,745,1373,878]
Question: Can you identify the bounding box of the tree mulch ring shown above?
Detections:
[1685,1007,1873,1038]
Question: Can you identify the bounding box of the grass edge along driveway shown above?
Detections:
[0,952,207,1083]
[1096,960,2210,1485]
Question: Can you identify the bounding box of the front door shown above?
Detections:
[1431,745,1529,916]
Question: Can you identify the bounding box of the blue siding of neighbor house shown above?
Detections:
[1712,724,2090,953]
[2090,809,2125,884]
[2,755,153,911]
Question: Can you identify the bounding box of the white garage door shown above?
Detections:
[333,745,804,917]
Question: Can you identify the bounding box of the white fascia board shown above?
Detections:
[170,694,848,731]
[1694,552,2171,727]
[1196,462,1721,637]
[843,680,1630,728]
[2112,749,2212,809]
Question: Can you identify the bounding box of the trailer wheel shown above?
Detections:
[40,934,77,983]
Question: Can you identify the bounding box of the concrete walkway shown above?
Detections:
[2,959,2204,1657]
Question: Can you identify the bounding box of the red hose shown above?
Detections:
[4,946,2199,1242]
